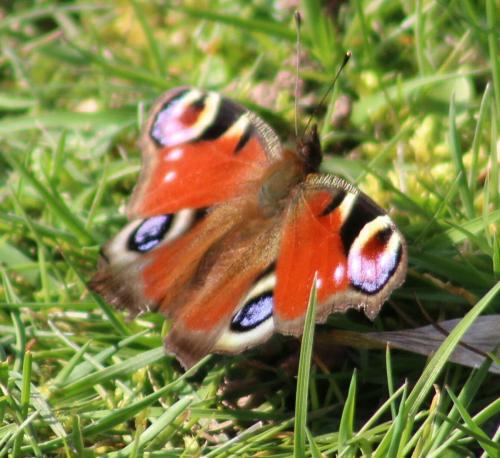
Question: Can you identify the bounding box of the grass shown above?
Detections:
[1,0,499,456]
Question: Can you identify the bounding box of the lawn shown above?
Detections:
[0,1,499,456]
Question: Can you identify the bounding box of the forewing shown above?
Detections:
[274,174,407,335]
[128,87,283,217]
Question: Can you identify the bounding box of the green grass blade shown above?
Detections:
[469,82,492,189]
[445,386,499,456]
[305,426,323,458]
[414,0,429,75]
[357,383,407,436]
[302,0,336,69]
[0,4,108,32]
[70,415,86,458]
[52,341,92,386]
[54,347,166,399]
[0,110,134,134]
[338,369,357,456]
[294,277,318,458]
[423,209,500,250]
[17,356,210,455]
[116,396,194,456]
[375,282,500,455]
[426,327,497,455]
[385,345,397,420]
[351,69,486,125]
[11,351,32,457]
[405,282,500,416]
[489,103,499,212]
[175,5,296,42]
[1,153,95,244]
[448,94,474,218]
[62,252,130,337]
[383,382,408,458]
[204,422,265,457]
[128,0,165,78]
[486,0,500,116]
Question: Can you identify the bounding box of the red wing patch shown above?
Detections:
[128,88,281,217]
[274,190,350,325]
[129,136,268,216]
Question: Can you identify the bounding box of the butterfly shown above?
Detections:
[90,86,407,369]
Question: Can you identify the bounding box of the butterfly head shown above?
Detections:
[297,123,322,174]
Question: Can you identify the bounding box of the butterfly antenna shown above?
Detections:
[302,50,352,137]
[294,10,302,139]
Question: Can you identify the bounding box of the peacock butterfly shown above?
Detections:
[90,86,407,369]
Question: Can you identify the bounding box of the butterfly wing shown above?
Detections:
[91,86,285,318]
[273,174,407,335]
[128,87,283,217]
[163,208,280,368]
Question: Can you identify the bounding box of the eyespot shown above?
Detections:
[229,271,276,332]
[347,216,402,294]
[150,90,220,147]
[215,271,276,353]
[230,292,274,332]
[128,215,172,252]
[127,209,205,253]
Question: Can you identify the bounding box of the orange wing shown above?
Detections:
[274,174,407,335]
[128,87,283,217]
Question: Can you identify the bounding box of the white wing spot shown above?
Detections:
[164,171,177,183]
[334,264,345,285]
[165,148,184,161]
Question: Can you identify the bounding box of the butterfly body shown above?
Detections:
[91,87,407,368]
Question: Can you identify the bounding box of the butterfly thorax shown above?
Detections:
[259,149,305,216]
[259,125,322,216]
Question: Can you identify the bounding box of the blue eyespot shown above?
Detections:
[128,215,172,253]
[230,293,273,332]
